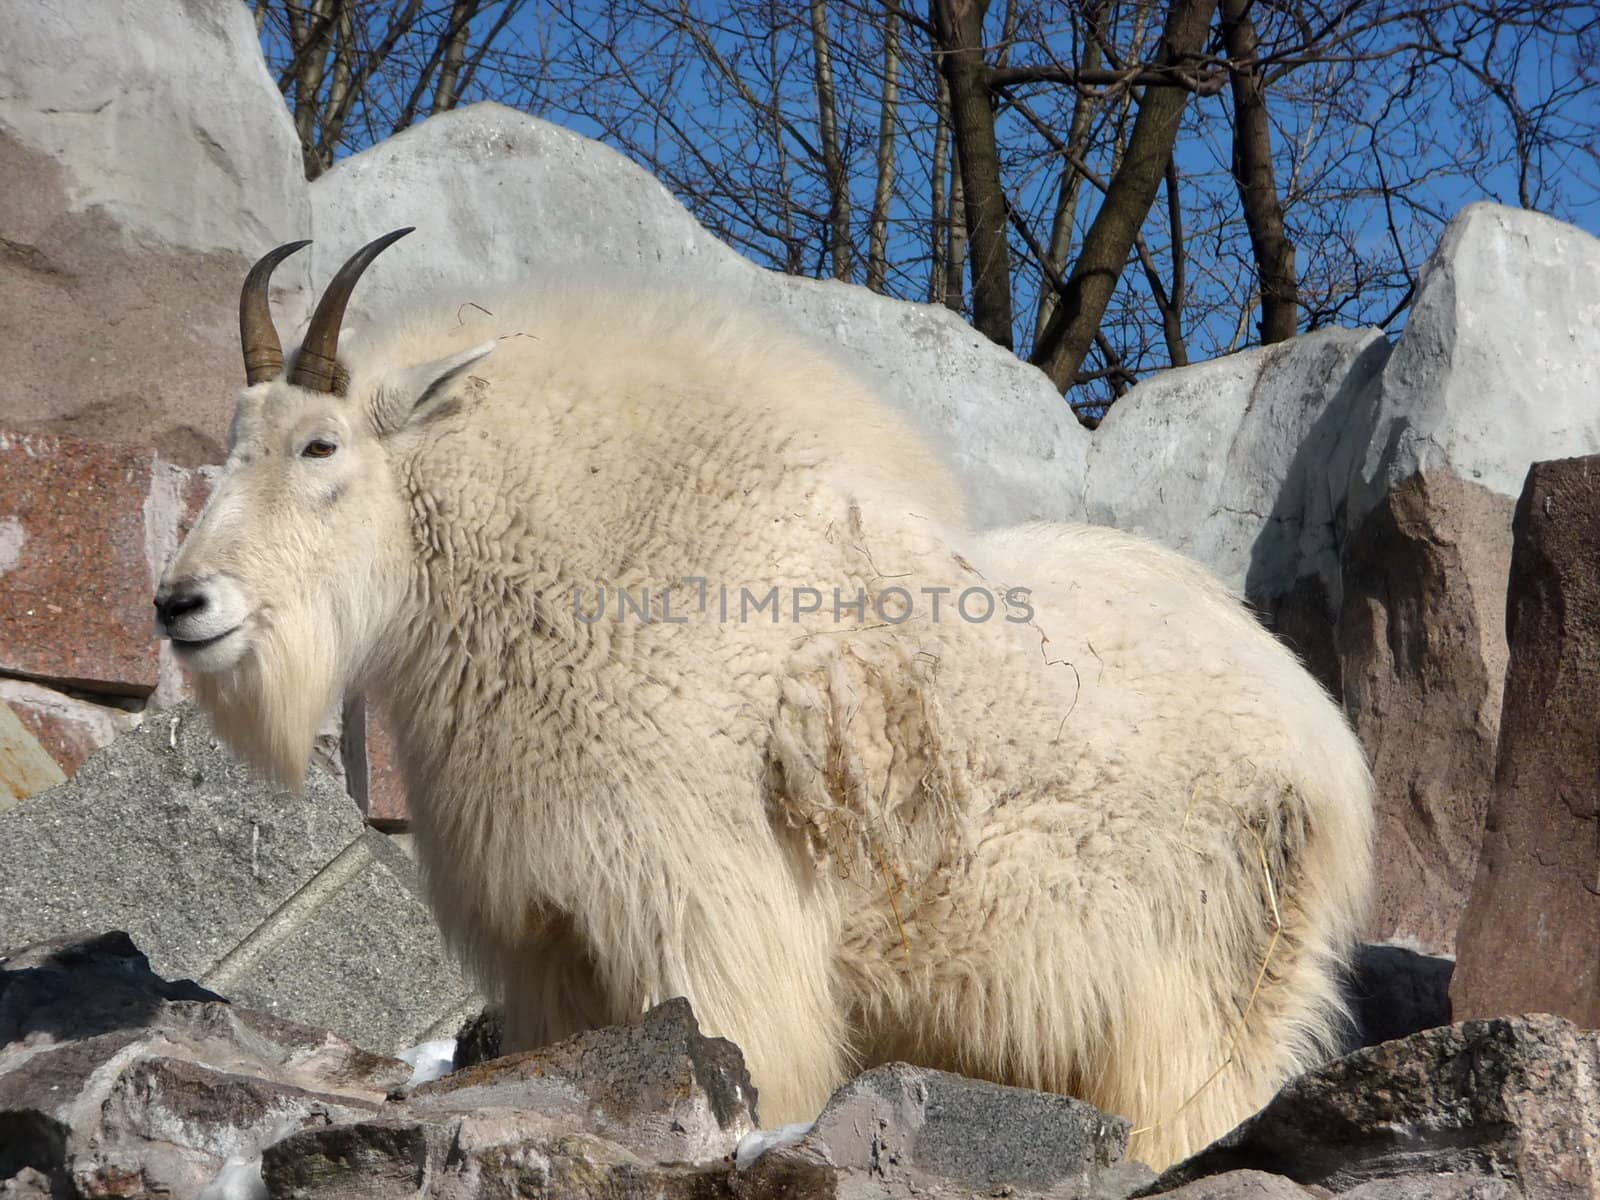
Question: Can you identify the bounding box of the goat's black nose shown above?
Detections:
[154,584,208,629]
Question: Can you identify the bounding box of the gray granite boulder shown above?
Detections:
[0,705,474,1053]
[737,1062,1144,1199]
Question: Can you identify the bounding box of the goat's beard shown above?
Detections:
[190,605,344,793]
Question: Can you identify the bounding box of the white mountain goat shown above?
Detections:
[155,230,1373,1168]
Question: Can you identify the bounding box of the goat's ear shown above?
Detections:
[372,340,496,433]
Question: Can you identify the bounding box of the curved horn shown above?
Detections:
[240,239,311,385]
[289,227,415,394]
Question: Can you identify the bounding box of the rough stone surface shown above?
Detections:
[11,936,1588,1200]
[307,102,1087,530]
[1147,1172,1315,1198]
[1336,469,1515,954]
[263,998,759,1196]
[0,705,472,1052]
[0,432,163,692]
[264,1118,731,1199]
[218,832,477,1053]
[0,930,408,1199]
[0,699,62,815]
[739,1062,1135,1198]
[0,430,214,711]
[417,997,757,1165]
[1151,1015,1600,1198]
[0,678,139,778]
[1083,327,1391,608]
[0,0,312,464]
[1451,455,1600,1027]
[1349,204,1600,526]
[342,695,410,829]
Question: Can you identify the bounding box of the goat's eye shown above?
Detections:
[302,439,338,459]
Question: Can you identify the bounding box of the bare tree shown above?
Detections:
[1220,0,1295,343]
[256,0,1600,422]
[932,0,1015,347]
[258,0,531,179]
[866,1,903,292]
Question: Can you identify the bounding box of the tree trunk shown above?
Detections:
[1221,0,1297,343]
[945,137,968,312]
[1032,0,1219,392]
[809,0,853,281]
[1031,1,1107,347]
[930,72,950,303]
[287,0,339,179]
[867,3,901,293]
[432,0,478,114]
[933,0,1012,347]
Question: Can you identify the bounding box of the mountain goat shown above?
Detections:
[155,230,1373,1168]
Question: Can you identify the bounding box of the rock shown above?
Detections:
[0,705,474,1053]
[0,700,62,815]
[1336,470,1513,954]
[737,1062,1139,1199]
[1347,943,1453,1049]
[0,429,215,709]
[415,997,757,1165]
[0,0,312,464]
[1148,1171,1315,1198]
[1,432,165,694]
[307,102,1087,530]
[1333,1177,1517,1199]
[1083,327,1391,616]
[263,1118,728,1199]
[340,695,410,830]
[1451,455,1600,1026]
[0,679,139,780]
[1329,205,1600,954]
[1150,1014,1600,1197]
[264,998,755,1196]
[0,930,409,1199]
[1348,204,1600,526]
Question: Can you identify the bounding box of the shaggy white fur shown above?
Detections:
[163,284,1374,1169]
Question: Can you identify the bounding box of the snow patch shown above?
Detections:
[397,1037,457,1086]
[734,1121,813,1170]
[196,1155,267,1200]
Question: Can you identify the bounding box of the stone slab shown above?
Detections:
[1336,469,1514,954]
[0,704,470,1052]
[0,705,361,980]
[341,695,410,830]
[0,431,160,693]
[1084,326,1391,606]
[220,831,475,1053]
[1350,203,1600,525]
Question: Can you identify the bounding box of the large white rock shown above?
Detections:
[0,0,312,463]
[1349,202,1600,523]
[0,0,306,254]
[1082,327,1391,601]
[307,103,1085,528]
